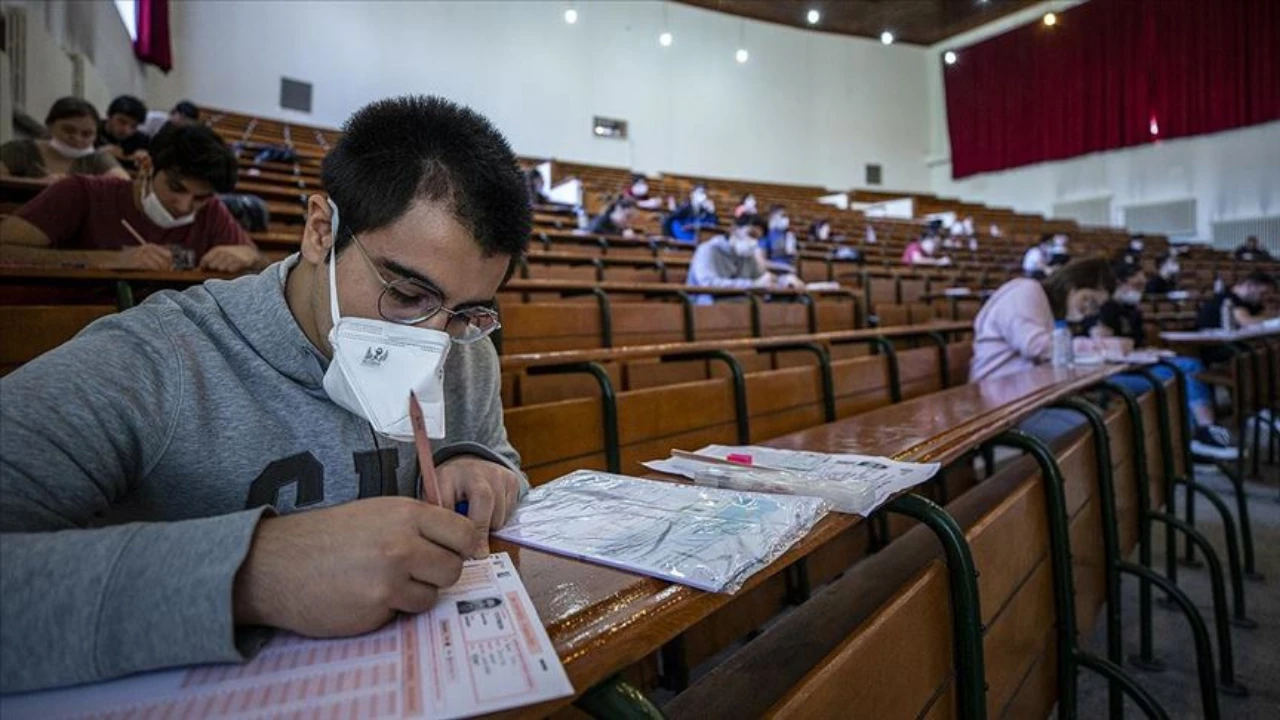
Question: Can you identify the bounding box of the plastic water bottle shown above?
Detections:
[575,207,589,230]
[1052,320,1073,368]
[1220,297,1235,332]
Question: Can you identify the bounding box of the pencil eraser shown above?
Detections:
[726,453,753,465]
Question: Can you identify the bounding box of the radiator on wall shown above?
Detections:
[1212,216,1280,254]
[1052,196,1112,227]
[1121,199,1197,239]
[3,6,26,111]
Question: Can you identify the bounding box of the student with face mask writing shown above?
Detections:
[969,258,1115,382]
[0,97,129,183]
[1083,263,1238,459]
[665,184,718,242]
[0,96,528,694]
[686,215,801,302]
[0,124,263,273]
[1146,251,1181,294]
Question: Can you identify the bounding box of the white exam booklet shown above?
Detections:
[0,553,572,720]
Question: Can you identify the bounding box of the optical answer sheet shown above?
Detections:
[644,444,939,516]
[0,553,572,720]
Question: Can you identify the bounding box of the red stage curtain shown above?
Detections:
[134,0,173,73]
[944,0,1279,179]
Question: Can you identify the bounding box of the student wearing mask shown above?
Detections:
[1196,271,1275,331]
[1233,235,1272,262]
[1115,234,1145,266]
[0,97,128,182]
[760,205,798,269]
[623,174,662,210]
[1081,262,1147,346]
[902,233,951,267]
[665,184,717,242]
[587,197,637,237]
[0,124,263,273]
[686,215,800,298]
[970,258,1115,382]
[1048,233,1071,267]
[1021,234,1054,278]
[0,96,529,694]
[809,219,832,243]
[948,215,975,240]
[1086,263,1237,459]
[1146,252,1181,294]
[140,100,201,137]
[97,95,151,166]
[734,193,758,219]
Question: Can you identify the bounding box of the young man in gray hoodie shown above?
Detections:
[0,96,531,693]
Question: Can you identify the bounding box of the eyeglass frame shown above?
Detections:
[346,233,501,344]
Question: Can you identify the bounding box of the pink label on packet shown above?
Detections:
[726,454,753,465]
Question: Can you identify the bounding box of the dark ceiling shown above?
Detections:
[674,0,1042,46]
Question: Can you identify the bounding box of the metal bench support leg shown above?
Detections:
[886,493,987,720]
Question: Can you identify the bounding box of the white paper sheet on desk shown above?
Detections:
[643,444,939,516]
[493,470,828,593]
[0,553,572,720]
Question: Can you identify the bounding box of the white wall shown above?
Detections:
[925,0,1280,242]
[146,0,931,191]
[2,0,148,113]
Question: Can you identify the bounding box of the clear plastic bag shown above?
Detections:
[644,445,940,516]
[493,470,829,593]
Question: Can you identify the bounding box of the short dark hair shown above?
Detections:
[1243,270,1276,288]
[1041,258,1117,318]
[768,204,786,216]
[1038,233,1055,246]
[1113,261,1143,283]
[107,96,147,123]
[734,213,765,231]
[612,197,637,213]
[171,101,200,120]
[630,173,645,184]
[150,124,238,193]
[45,97,99,126]
[322,95,531,261]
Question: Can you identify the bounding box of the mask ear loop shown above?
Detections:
[327,199,343,327]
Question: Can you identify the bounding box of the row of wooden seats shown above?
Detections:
[501,325,973,485]
[667,395,1170,717]
[505,336,1193,715]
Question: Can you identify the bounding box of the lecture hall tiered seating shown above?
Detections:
[4,98,1280,717]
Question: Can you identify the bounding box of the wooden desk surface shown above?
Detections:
[1160,324,1280,346]
[501,364,1120,717]
[0,265,242,284]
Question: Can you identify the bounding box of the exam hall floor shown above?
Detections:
[1076,464,1280,719]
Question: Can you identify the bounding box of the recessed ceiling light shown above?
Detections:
[659,31,673,47]
[880,31,894,45]
[807,9,820,25]
[944,50,958,65]
[564,8,578,24]
[1043,12,1057,26]
[735,48,749,63]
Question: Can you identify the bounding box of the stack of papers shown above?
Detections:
[644,444,940,516]
[1,553,572,720]
[494,470,828,593]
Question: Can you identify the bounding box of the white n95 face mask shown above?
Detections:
[49,137,96,159]
[321,204,450,440]
[141,176,196,229]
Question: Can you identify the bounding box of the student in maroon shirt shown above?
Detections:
[0,124,264,273]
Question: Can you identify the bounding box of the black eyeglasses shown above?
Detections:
[350,235,500,344]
